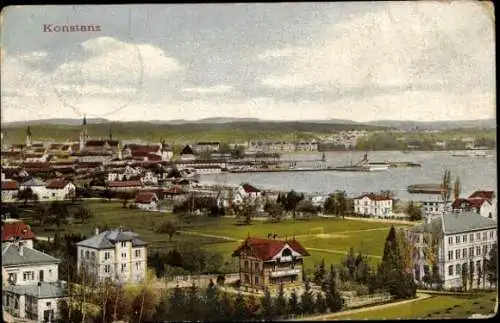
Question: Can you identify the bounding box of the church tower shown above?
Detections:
[26,126,32,148]
[79,115,88,150]
[108,126,113,141]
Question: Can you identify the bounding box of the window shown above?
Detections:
[455,264,460,275]
[254,262,260,271]
[23,271,34,281]
[121,242,127,248]
[91,252,96,260]
[470,234,474,242]
[121,252,126,259]
[482,245,488,256]
[490,231,494,239]
[135,249,141,258]
[477,260,482,271]
[469,247,474,257]
[483,232,487,241]
[448,265,453,276]
[489,212,492,218]
[255,276,260,284]
[463,235,467,243]
[244,261,249,271]
[476,246,481,256]
[477,233,481,240]
[448,237,453,245]
[136,262,140,270]
[121,264,127,272]
[104,252,111,260]
[456,236,460,244]
[105,265,110,273]
[85,251,89,258]
[448,251,453,260]
[455,249,460,259]
[49,270,52,278]
[80,250,83,258]
[46,302,51,307]
[244,274,250,283]
[462,248,467,258]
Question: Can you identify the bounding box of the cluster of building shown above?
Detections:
[1,219,148,322]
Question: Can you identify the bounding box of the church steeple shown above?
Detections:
[26,126,32,148]
[108,126,113,141]
[82,115,87,126]
[80,115,88,150]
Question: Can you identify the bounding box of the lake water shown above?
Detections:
[200,151,497,200]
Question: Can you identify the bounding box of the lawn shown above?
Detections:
[332,292,497,320]
[20,201,408,270]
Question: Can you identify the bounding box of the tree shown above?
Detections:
[283,190,303,212]
[265,202,284,222]
[300,280,315,314]
[204,280,219,320]
[288,289,300,316]
[325,272,344,313]
[296,200,318,218]
[485,245,497,288]
[155,220,178,240]
[169,285,186,321]
[315,291,328,314]
[275,284,288,318]
[453,176,461,200]
[461,263,468,292]
[74,206,93,224]
[323,191,348,217]
[49,201,69,230]
[186,283,203,320]
[217,291,233,319]
[33,204,49,226]
[441,169,452,203]
[397,229,417,275]
[233,293,248,320]
[121,192,132,208]
[233,196,257,225]
[17,187,35,205]
[314,259,327,287]
[407,201,422,221]
[261,288,275,320]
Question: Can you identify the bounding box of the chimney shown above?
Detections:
[95,227,99,236]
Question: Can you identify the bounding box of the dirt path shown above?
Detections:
[296,292,432,321]
[179,230,381,258]
[293,227,390,239]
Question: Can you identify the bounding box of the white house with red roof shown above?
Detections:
[2,220,36,249]
[234,183,262,202]
[1,181,19,202]
[134,192,159,211]
[232,236,310,292]
[353,193,393,217]
[452,191,496,220]
[44,179,76,201]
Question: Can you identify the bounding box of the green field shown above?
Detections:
[332,292,497,320]
[20,201,409,271]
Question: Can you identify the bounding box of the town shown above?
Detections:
[1,118,497,322]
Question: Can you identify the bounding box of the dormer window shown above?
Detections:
[282,248,292,257]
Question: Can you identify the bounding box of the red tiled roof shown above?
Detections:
[355,193,392,201]
[135,192,158,204]
[468,191,495,200]
[2,221,36,241]
[85,140,120,147]
[451,198,469,209]
[241,183,261,193]
[232,237,310,261]
[108,180,143,188]
[165,186,185,194]
[22,162,50,169]
[46,179,71,189]
[1,181,18,190]
[452,197,490,210]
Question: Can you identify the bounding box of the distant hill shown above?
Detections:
[1,117,495,131]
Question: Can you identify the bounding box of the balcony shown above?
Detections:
[269,268,300,278]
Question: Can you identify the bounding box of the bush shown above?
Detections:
[351,283,370,296]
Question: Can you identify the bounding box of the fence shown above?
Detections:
[343,292,393,308]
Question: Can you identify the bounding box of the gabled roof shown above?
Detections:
[232,237,310,261]
[46,179,72,189]
[241,183,261,193]
[76,228,147,249]
[1,180,18,190]
[2,244,61,266]
[2,221,36,241]
[135,192,158,204]
[452,198,490,209]
[354,193,392,201]
[180,145,195,155]
[469,191,495,200]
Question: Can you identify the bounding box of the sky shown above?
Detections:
[0,2,496,123]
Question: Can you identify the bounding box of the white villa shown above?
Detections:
[353,193,393,217]
[407,212,497,290]
[2,242,66,322]
[76,228,148,283]
[44,180,76,201]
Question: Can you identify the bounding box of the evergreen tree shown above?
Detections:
[261,288,275,320]
[313,259,327,286]
[275,284,288,318]
[315,291,328,314]
[300,280,315,314]
[168,285,186,321]
[186,283,202,319]
[216,291,233,320]
[325,273,344,313]
[233,292,248,321]
[205,280,218,320]
[288,289,300,316]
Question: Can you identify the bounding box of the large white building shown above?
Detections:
[353,193,393,217]
[76,228,148,283]
[408,212,497,290]
[2,242,66,322]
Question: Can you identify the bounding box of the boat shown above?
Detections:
[332,153,389,172]
[407,183,447,194]
[451,150,490,157]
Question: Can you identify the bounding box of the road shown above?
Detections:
[295,292,432,321]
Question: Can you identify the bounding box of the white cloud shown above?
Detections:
[181,85,234,94]
[259,1,495,91]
